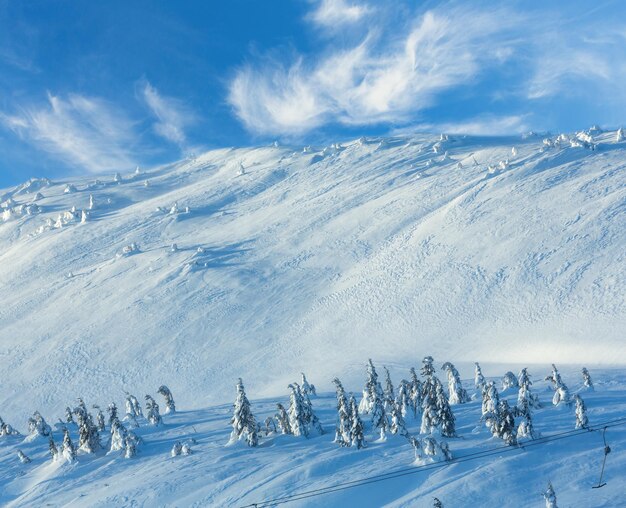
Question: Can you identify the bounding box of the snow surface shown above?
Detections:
[0,366,624,507]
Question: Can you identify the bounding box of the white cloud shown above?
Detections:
[229,7,519,136]
[393,115,531,137]
[141,82,194,149]
[309,0,371,27]
[0,93,137,173]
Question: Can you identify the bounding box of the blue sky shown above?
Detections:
[1,0,625,187]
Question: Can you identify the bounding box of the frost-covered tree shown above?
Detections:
[17,450,31,464]
[581,368,594,391]
[126,394,142,418]
[517,368,541,409]
[434,382,456,437]
[275,403,291,435]
[107,402,119,427]
[383,367,395,412]
[288,383,307,437]
[502,371,519,390]
[483,400,517,446]
[359,359,384,416]
[145,395,163,426]
[441,362,469,405]
[229,378,257,447]
[515,397,537,439]
[157,385,176,414]
[94,406,105,431]
[0,416,19,436]
[181,443,192,455]
[433,498,443,508]
[543,482,558,508]
[349,395,365,449]
[332,378,351,446]
[264,417,277,436]
[64,407,74,424]
[124,432,140,458]
[396,379,411,418]
[474,362,485,389]
[300,373,316,397]
[481,381,500,416]
[422,436,452,461]
[409,368,423,418]
[62,428,76,463]
[110,419,128,452]
[49,436,59,461]
[574,395,589,429]
[74,406,101,453]
[545,364,570,406]
[27,411,51,437]
[390,403,408,436]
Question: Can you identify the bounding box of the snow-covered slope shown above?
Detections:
[0,130,624,421]
[0,366,625,507]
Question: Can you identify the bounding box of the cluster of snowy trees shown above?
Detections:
[229,360,594,473]
[2,386,177,465]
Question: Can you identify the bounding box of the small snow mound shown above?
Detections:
[118,242,140,257]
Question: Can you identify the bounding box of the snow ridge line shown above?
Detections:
[240,416,626,507]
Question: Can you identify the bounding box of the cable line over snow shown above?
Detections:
[240,416,626,507]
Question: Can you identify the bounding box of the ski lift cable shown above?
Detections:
[240,416,626,508]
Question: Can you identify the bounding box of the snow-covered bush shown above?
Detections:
[17,450,31,464]
[27,411,51,438]
[502,371,519,390]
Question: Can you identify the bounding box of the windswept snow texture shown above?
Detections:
[0,131,625,420]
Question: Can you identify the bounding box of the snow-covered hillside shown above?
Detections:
[0,365,624,507]
[0,129,624,423]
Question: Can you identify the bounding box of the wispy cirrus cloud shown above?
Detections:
[140,81,195,150]
[0,93,137,173]
[229,6,521,136]
[308,0,372,28]
[229,1,626,137]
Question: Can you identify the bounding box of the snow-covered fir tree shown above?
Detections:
[125,394,142,417]
[543,481,558,508]
[107,402,119,426]
[124,432,140,458]
[275,403,291,435]
[441,362,469,405]
[483,400,517,446]
[94,406,105,431]
[300,373,316,397]
[409,367,423,418]
[348,395,366,449]
[581,367,594,391]
[517,368,541,409]
[263,417,276,436]
[74,405,101,453]
[617,127,624,142]
[390,402,408,436]
[64,407,74,424]
[434,381,456,437]
[157,385,176,414]
[359,359,384,415]
[27,411,51,437]
[481,381,500,416]
[396,379,411,418]
[433,497,443,508]
[229,378,258,447]
[545,364,570,406]
[474,362,485,389]
[48,436,59,461]
[300,385,324,435]
[515,396,537,439]
[0,416,19,436]
[17,450,31,464]
[332,378,351,446]
[502,371,519,390]
[110,419,128,452]
[62,428,76,463]
[145,395,163,426]
[383,367,395,412]
[574,394,589,429]
[287,383,306,437]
